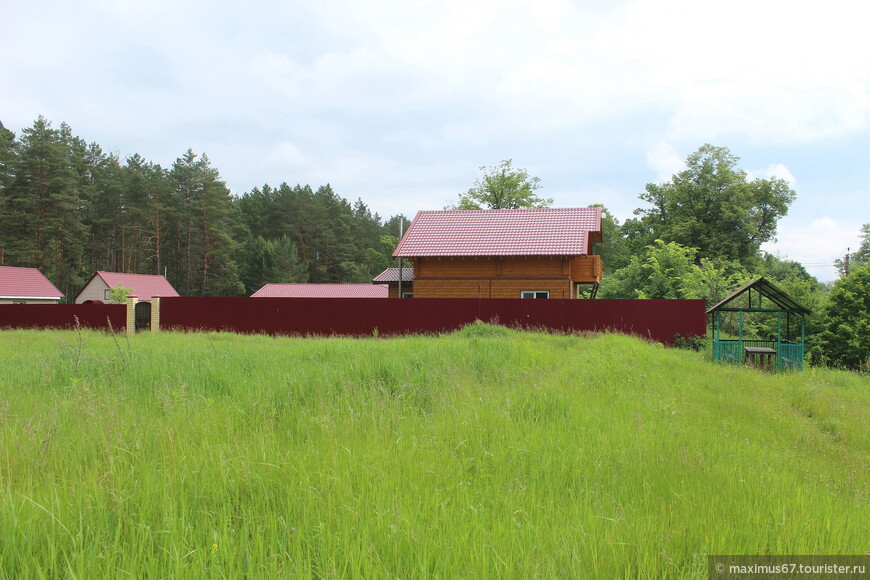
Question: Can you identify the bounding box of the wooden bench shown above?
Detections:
[744,347,776,371]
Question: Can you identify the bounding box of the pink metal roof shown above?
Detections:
[393,207,602,257]
[251,283,389,298]
[0,266,64,299]
[80,271,179,301]
[372,268,415,283]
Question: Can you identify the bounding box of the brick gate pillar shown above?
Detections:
[151,296,160,332]
[126,295,138,335]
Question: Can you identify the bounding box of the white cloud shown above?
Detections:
[762,216,862,281]
[264,141,311,168]
[645,142,685,183]
[748,163,797,186]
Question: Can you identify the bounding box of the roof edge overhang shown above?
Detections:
[0,295,64,300]
[393,252,589,259]
[705,276,813,316]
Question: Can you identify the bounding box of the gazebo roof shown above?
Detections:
[705,277,812,316]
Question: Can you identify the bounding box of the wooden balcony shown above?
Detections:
[570,255,602,284]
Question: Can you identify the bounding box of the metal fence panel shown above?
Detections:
[159,297,707,344]
[0,304,126,331]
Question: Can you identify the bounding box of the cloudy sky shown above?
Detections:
[3,0,868,281]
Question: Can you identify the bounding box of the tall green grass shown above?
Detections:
[1,324,867,578]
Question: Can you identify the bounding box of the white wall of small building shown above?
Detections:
[0,297,61,304]
[74,278,110,303]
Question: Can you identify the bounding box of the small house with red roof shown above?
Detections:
[74,271,179,303]
[393,208,603,299]
[251,283,389,298]
[0,266,64,304]
[372,267,414,298]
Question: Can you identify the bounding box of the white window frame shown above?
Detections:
[520,290,549,299]
[401,292,413,298]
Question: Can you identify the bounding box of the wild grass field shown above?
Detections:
[0,324,867,578]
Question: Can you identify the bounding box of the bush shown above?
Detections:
[672,333,707,351]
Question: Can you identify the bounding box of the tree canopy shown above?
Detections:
[627,144,796,264]
[449,159,552,210]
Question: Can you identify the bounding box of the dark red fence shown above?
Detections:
[0,304,125,331]
[160,298,706,345]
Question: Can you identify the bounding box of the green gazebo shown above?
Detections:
[707,277,812,371]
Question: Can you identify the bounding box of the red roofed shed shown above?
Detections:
[393,208,603,299]
[74,271,179,303]
[0,266,64,304]
[372,268,414,298]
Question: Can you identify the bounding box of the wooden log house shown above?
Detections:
[392,208,603,299]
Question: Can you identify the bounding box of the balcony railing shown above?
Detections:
[712,339,804,371]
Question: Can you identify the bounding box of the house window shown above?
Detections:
[520,291,549,299]
[13,301,26,304]
[104,289,112,300]
[401,292,413,298]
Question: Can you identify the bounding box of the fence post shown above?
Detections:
[126,295,138,335]
[151,296,160,332]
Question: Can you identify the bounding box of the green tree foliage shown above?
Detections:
[449,159,552,210]
[599,240,750,305]
[239,236,307,294]
[599,241,699,300]
[590,205,630,273]
[855,224,870,267]
[0,123,16,266]
[817,264,870,371]
[631,144,796,264]
[234,184,403,286]
[106,283,133,304]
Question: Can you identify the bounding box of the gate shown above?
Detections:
[135,301,151,332]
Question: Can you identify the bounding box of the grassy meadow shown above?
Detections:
[0,324,868,578]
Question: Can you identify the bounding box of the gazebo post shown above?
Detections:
[776,311,782,370]
[713,310,720,361]
[801,313,804,351]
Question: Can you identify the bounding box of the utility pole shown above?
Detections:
[845,248,850,277]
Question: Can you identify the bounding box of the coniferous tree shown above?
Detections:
[124,154,170,275]
[239,235,307,294]
[0,121,18,264]
[3,117,86,297]
[168,150,242,296]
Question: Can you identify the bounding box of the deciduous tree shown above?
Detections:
[633,144,795,264]
[450,159,551,210]
[818,263,870,371]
